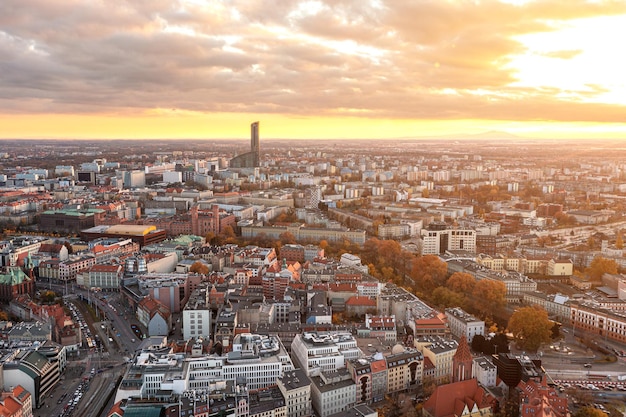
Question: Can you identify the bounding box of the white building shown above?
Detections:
[291,332,361,377]
[55,165,75,177]
[473,356,497,388]
[182,288,212,340]
[445,308,485,341]
[421,228,476,255]
[163,171,183,184]
[310,369,356,417]
[185,333,294,391]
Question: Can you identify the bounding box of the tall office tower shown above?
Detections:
[230,121,261,168]
[251,121,260,166]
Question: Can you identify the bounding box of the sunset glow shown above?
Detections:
[1,0,625,140]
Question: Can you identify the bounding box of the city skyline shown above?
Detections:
[2,0,626,140]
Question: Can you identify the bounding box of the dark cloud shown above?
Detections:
[0,0,625,122]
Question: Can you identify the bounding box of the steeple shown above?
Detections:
[452,335,474,382]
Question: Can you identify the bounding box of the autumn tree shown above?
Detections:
[204,231,216,244]
[410,255,448,293]
[221,225,236,239]
[446,272,476,294]
[616,232,624,249]
[431,287,465,309]
[378,240,403,270]
[189,261,209,275]
[471,279,506,316]
[278,231,296,245]
[507,306,553,352]
[63,241,73,254]
[573,406,608,417]
[361,238,381,266]
[586,256,618,281]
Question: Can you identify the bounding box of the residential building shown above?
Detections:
[445,307,485,341]
[518,377,569,417]
[310,369,356,417]
[385,345,423,393]
[137,296,171,337]
[78,264,123,290]
[414,336,458,384]
[0,385,32,417]
[182,287,212,341]
[277,368,311,417]
[473,356,497,388]
[547,259,573,276]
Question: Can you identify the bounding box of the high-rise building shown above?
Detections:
[251,121,259,166]
[230,121,260,168]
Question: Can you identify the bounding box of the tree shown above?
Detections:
[189,261,209,275]
[63,241,73,254]
[574,406,608,417]
[220,225,236,240]
[431,287,465,309]
[278,231,296,245]
[446,272,476,294]
[491,332,510,354]
[507,306,553,352]
[205,231,216,244]
[410,255,448,292]
[471,280,506,316]
[471,334,486,353]
[586,256,618,281]
[616,232,624,249]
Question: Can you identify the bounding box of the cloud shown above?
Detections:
[0,0,625,122]
[540,49,583,59]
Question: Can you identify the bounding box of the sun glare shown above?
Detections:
[509,15,626,105]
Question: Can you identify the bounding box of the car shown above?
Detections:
[584,363,592,368]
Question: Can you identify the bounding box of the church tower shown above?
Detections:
[452,335,473,382]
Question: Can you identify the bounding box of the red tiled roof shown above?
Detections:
[329,283,358,292]
[107,400,125,417]
[345,296,376,306]
[370,359,387,373]
[424,379,495,417]
[89,264,121,272]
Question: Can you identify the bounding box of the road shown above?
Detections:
[46,282,144,355]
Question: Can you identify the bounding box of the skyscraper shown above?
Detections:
[251,121,259,166]
[230,121,260,168]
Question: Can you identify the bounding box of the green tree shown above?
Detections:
[508,306,553,352]
[586,256,618,281]
[471,334,486,353]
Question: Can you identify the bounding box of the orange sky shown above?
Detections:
[1,0,626,140]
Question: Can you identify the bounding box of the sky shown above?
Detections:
[1,0,626,140]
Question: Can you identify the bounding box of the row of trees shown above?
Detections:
[409,256,507,320]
